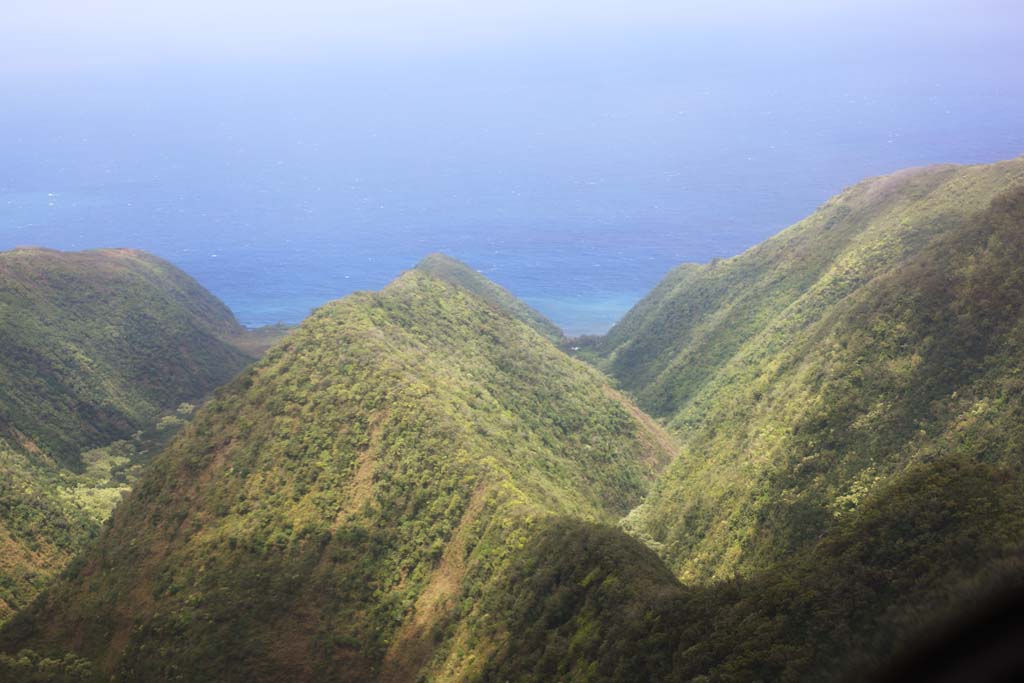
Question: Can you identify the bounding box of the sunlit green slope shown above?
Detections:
[415,253,564,343]
[594,157,1024,581]
[0,267,673,681]
[0,247,259,623]
[0,247,253,464]
[468,157,1024,681]
[8,155,1024,681]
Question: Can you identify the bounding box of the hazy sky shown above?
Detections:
[4,1,1022,74]
[3,0,1023,332]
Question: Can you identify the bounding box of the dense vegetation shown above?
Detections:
[415,253,564,343]
[6,157,1024,681]
[594,157,1024,581]
[0,247,253,466]
[0,438,95,625]
[0,248,268,622]
[480,457,1024,682]
[466,158,1024,681]
[0,267,673,681]
[0,404,205,624]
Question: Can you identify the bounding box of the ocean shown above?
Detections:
[2,41,1023,335]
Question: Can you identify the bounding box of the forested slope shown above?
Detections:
[596,157,1024,581]
[415,253,564,343]
[479,456,1024,682]
[0,267,673,681]
[7,157,1024,681]
[0,248,260,623]
[0,247,253,464]
[467,157,1024,681]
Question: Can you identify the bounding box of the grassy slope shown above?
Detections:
[0,269,674,681]
[0,248,259,623]
[416,253,564,344]
[0,247,253,464]
[595,157,1024,581]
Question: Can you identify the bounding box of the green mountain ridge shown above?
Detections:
[0,266,674,681]
[415,253,565,343]
[480,156,1024,679]
[596,156,1024,581]
[5,156,1024,681]
[0,247,266,623]
[0,247,253,464]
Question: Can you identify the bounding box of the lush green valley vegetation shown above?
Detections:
[0,438,96,626]
[0,267,673,681]
[0,403,207,624]
[595,158,1024,582]
[0,248,267,622]
[5,157,1024,681]
[480,457,1024,682]
[0,248,253,465]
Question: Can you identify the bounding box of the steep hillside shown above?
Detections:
[0,439,96,626]
[416,253,564,343]
[0,268,673,681]
[8,155,1024,681]
[0,247,254,465]
[594,157,1024,581]
[0,247,262,622]
[455,156,1024,681]
[480,456,1024,682]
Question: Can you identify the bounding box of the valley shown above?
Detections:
[2,157,1024,681]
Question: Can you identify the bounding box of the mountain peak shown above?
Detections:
[0,264,673,679]
[414,252,564,343]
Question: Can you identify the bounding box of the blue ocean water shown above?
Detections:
[2,37,1023,335]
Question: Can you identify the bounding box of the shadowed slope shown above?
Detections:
[479,457,1024,682]
[0,268,673,681]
